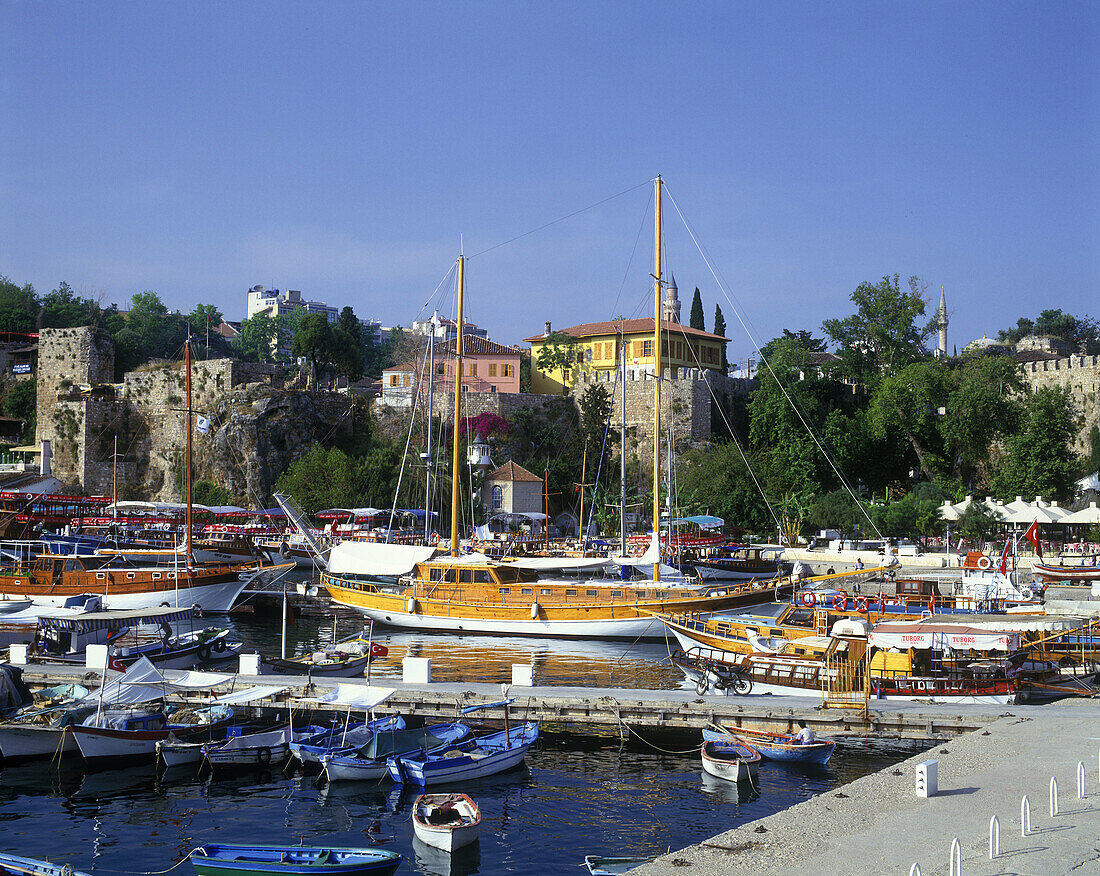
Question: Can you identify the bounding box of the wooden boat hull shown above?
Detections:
[700,740,760,782]
[1033,563,1100,583]
[71,723,171,762]
[0,724,77,761]
[412,793,481,852]
[204,728,292,768]
[388,723,538,786]
[190,845,402,876]
[702,728,835,765]
[5,569,250,613]
[323,574,792,639]
[0,852,93,876]
[584,856,656,875]
[292,716,405,764]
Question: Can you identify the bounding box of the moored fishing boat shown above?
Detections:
[291,713,405,764]
[388,721,538,786]
[188,844,402,876]
[0,852,93,876]
[261,633,387,678]
[321,722,471,782]
[412,793,481,852]
[700,739,760,782]
[703,724,835,765]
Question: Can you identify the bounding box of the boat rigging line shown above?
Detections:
[662,183,884,542]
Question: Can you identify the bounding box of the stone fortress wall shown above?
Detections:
[1018,353,1100,453]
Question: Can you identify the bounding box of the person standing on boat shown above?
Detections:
[794,720,815,745]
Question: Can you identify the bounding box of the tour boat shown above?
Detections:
[702,725,835,765]
[700,739,760,782]
[188,844,402,876]
[412,793,482,852]
[691,544,787,581]
[388,722,539,786]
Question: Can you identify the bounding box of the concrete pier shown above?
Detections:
[632,699,1100,875]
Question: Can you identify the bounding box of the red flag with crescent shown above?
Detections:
[1023,520,1042,559]
[997,540,1012,575]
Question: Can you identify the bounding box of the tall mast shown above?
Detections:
[185,338,193,569]
[652,175,663,582]
[424,316,435,544]
[620,327,627,556]
[449,257,465,557]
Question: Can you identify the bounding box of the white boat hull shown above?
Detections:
[701,749,758,782]
[344,606,668,640]
[0,724,77,761]
[26,576,249,614]
[156,739,206,768]
[71,725,169,761]
[322,755,389,782]
[412,796,481,852]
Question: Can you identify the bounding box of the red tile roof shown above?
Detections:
[523,318,727,344]
[486,460,543,483]
[435,336,522,356]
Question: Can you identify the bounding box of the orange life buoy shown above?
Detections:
[800,590,817,607]
[977,556,992,570]
[832,594,846,611]
[854,597,868,614]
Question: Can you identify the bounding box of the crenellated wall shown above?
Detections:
[1018,354,1100,452]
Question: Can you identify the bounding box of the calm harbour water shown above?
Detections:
[1,598,933,874]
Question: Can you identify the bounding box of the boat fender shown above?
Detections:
[854,597,868,614]
[530,602,540,619]
[257,746,272,765]
[213,637,227,653]
[197,643,213,662]
[977,556,992,570]
[406,597,417,614]
[800,591,816,608]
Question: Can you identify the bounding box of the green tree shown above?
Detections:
[689,288,704,331]
[822,274,939,386]
[713,304,728,370]
[535,331,579,392]
[677,440,770,532]
[292,313,338,387]
[992,385,1080,502]
[0,277,39,332]
[939,356,1023,486]
[808,488,863,535]
[578,383,614,458]
[193,479,231,506]
[867,360,949,483]
[335,307,363,381]
[41,282,99,328]
[276,444,373,514]
[3,379,36,443]
[233,313,279,363]
[111,291,187,375]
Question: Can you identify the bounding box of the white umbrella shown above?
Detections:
[1060,502,1100,525]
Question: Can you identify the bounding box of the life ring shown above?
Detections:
[256,746,272,765]
[530,602,540,619]
[832,594,846,611]
[800,591,816,608]
[213,638,227,653]
[977,556,992,570]
[197,643,213,662]
[854,597,868,614]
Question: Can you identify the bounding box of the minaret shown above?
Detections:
[936,286,948,357]
[663,271,681,324]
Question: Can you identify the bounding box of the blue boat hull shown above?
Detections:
[190,844,401,876]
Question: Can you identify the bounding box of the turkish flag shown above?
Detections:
[1023,520,1043,559]
[997,540,1012,575]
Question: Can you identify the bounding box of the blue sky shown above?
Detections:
[2,2,1096,368]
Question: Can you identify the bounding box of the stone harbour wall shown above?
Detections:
[1019,354,1100,452]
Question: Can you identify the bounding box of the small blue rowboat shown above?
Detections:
[0,853,93,876]
[189,844,401,876]
[703,725,835,765]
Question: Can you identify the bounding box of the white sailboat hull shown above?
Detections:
[26,576,248,613]
[344,605,668,639]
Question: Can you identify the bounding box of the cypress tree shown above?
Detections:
[713,304,728,370]
[689,288,705,330]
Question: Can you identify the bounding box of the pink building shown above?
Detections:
[379,337,522,408]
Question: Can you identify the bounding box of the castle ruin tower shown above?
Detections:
[663,271,681,324]
[936,286,948,357]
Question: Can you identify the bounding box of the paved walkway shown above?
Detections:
[632,699,1100,875]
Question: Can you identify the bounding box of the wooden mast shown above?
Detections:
[185,338,193,569]
[449,256,465,557]
[652,175,663,582]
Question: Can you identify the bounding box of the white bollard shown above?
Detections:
[86,643,109,671]
[8,643,28,665]
[989,814,1000,859]
[949,837,961,876]
[1050,776,1059,816]
[1021,794,1032,836]
[511,663,534,687]
[915,759,938,798]
[402,656,431,684]
[1078,761,1086,799]
[238,653,262,675]
[908,865,922,876]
